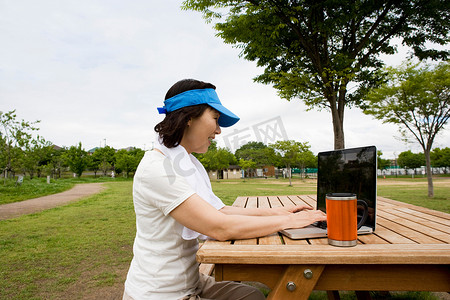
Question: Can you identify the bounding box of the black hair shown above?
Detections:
[154,79,216,148]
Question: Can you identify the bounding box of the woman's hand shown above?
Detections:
[287,209,327,229]
[270,205,313,216]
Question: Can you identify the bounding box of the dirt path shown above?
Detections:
[0,183,105,220]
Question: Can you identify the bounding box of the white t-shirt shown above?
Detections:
[154,141,225,240]
[124,150,199,300]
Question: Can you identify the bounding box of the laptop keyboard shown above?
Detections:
[313,221,327,229]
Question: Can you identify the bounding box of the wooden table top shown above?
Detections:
[197,195,450,265]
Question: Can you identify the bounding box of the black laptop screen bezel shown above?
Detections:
[316,145,377,229]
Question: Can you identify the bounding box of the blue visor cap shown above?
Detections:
[157,88,240,127]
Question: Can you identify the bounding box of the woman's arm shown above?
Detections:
[170,193,326,241]
[219,205,312,216]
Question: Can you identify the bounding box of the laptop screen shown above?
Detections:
[317,146,377,229]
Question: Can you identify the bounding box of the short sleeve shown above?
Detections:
[133,152,196,216]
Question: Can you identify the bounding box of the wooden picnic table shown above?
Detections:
[196,195,450,300]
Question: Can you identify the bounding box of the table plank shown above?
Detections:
[258,196,270,209]
[377,216,446,244]
[258,197,284,245]
[232,196,248,208]
[292,195,316,208]
[394,207,450,227]
[308,238,329,245]
[381,207,450,233]
[378,196,450,220]
[377,210,450,243]
[357,231,389,244]
[246,196,258,209]
[283,236,310,245]
[278,195,295,207]
[268,196,283,208]
[234,196,258,245]
[314,264,450,291]
[371,224,416,244]
[197,244,450,265]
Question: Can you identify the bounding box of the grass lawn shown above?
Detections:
[0,182,135,299]
[0,176,128,205]
[0,177,448,299]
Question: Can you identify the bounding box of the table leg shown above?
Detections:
[327,290,340,300]
[267,265,325,300]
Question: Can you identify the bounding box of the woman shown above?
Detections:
[123,79,326,300]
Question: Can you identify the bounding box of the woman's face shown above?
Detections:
[180,107,221,154]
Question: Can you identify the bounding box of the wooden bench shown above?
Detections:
[199,263,215,276]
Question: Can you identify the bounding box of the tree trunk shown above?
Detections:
[424,149,434,198]
[328,90,346,150]
[287,163,292,186]
[331,105,345,150]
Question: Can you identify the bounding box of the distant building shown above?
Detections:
[87,147,100,154]
[208,165,241,180]
[261,165,275,177]
[121,146,136,152]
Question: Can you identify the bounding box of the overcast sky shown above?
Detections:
[1,1,449,159]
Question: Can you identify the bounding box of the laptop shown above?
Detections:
[280,146,377,239]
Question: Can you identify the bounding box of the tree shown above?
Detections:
[0,110,40,183]
[270,140,310,186]
[86,155,100,178]
[430,147,450,173]
[48,146,65,179]
[22,136,53,179]
[397,150,425,175]
[114,147,145,178]
[364,61,450,197]
[296,144,316,179]
[377,150,391,171]
[128,148,145,166]
[182,0,449,149]
[92,146,116,176]
[238,158,256,180]
[235,141,277,168]
[115,149,135,178]
[196,142,237,178]
[64,142,87,178]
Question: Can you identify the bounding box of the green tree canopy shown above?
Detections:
[430,147,450,170]
[235,141,276,168]
[64,142,87,178]
[22,136,53,179]
[270,140,311,185]
[114,147,144,178]
[238,158,256,180]
[0,110,40,182]
[397,150,425,170]
[183,0,449,149]
[92,146,116,176]
[377,150,391,170]
[196,141,237,173]
[296,144,316,178]
[363,61,450,197]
